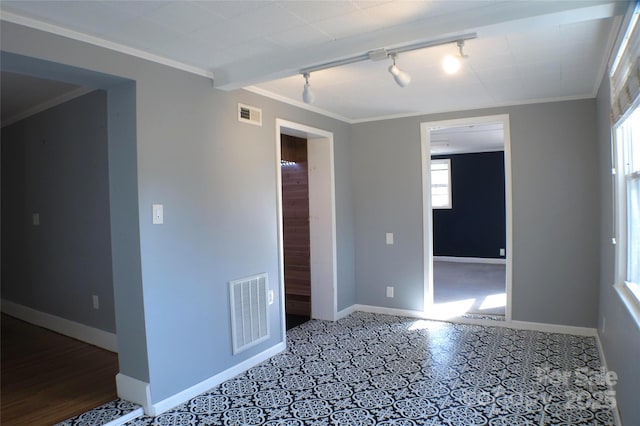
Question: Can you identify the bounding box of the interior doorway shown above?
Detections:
[275,119,337,335]
[280,134,312,329]
[420,115,513,322]
[1,79,119,422]
[1,52,142,412]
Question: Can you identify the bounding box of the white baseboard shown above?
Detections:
[116,374,152,416]
[345,304,597,336]
[336,305,357,320]
[595,333,623,426]
[1,299,118,352]
[434,256,506,265]
[150,341,286,416]
[509,320,597,337]
[355,304,428,320]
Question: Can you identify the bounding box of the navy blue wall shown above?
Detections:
[432,151,506,258]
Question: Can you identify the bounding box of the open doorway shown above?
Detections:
[280,134,312,329]
[1,79,118,422]
[275,120,337,334]
[421,115,513,322]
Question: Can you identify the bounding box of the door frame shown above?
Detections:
[420,114,513,321]
[275,119,337,335]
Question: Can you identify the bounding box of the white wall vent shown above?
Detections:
[229,273,269,354]
[238,103,262,126]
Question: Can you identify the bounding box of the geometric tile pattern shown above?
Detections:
[120,312,616,426]
[54,399,142,426]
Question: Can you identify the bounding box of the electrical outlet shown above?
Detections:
[152,204,163,224]
[386,233,394,245]
[92,295,100,310]
[33,213,40,226]
[386,286,394,298]
[500,248,505,256]
[602,316,606,334]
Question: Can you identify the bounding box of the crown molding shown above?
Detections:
[244,85,352,124]
[1,86,94,128]
[348,94,597,124]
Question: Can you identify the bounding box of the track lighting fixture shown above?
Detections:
[442,55,461,74]
[302,72,315,104]
[298,33,476,103]
[388,54,411,87]
[442,40,467,75]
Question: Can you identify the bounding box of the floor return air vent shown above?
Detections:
[229,273,269,354]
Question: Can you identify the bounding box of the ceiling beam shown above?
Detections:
[213,0,625,91]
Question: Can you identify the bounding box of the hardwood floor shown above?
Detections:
[1,314,118,425]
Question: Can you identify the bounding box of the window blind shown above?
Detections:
[611,4,640,125]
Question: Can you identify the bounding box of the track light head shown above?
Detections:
[302,72,315,104]
[388,54,411,87]
[442,55,461,74]
[442,40,468,74]
[303,83,314,104]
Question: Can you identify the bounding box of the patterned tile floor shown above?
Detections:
[54,399,142,426]
[62,312,617,425]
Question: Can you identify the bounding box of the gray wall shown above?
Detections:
[4,14,627,417]
[596,74,640,425]
[0,21,354,403]
[1,90,116,332]
[352,99,601,327]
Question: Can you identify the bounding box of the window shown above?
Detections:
[614,109,640,302]
[431,159,452,209]
[611,2,640,318]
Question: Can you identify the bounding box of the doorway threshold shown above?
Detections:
[462,313,505,322]
[54,399,143,426]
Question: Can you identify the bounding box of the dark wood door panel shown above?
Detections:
[281,135,311,317]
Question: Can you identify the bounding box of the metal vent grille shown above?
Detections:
[229,273,269,354]
[238,103,262,126]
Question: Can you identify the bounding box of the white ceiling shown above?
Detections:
[0,1,627,123]
[430,123,504,155]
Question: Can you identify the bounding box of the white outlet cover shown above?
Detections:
[386,286,394,298]
[386,233,394,245]
[152,204,163,224]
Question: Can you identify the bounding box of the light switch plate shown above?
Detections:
[152,204,163,224]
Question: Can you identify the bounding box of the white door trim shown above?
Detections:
[420,114,513,322]
[275,119,337,338]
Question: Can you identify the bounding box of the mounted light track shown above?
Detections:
[298,33,476,103]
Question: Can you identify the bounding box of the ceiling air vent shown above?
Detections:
[238,103,262,126]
